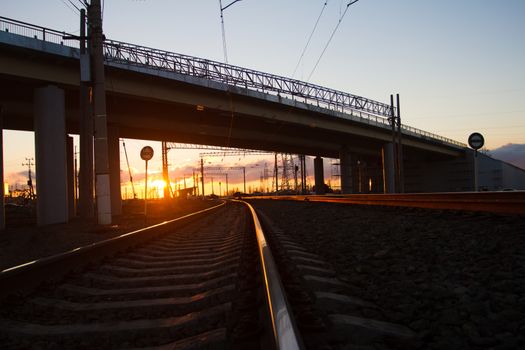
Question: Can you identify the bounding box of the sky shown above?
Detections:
[2,0,525,195]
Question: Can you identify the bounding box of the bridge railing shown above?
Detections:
[103,39,394,118]
[102,40,464,148]
[0,16,466,148]
[0,16,78,48]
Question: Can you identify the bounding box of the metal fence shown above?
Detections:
[0,16,78,48]
[103,39,394,118]
[0,16,466,148]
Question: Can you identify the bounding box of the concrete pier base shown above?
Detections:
[67,136,75,219]
[382,143,396,194]
[314,156,325,195]
[108,125,121,216]
[340,148,353,194]
[34,86,68,225]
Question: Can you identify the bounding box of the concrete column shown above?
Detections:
[339,148,353,194]
[357,160,368,193]
[382,143,396,193]
[371,160,381,193]
[67,136,75,219]
[314,156,325,195]
[79,73,94,219]
[34,86,68,225]
[108,125,122,216]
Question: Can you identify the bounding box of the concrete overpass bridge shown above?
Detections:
[0,16,478,225]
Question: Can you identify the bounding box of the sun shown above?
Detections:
[150,179,166,190]
[148,179,168,198]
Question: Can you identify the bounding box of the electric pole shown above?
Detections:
[89,0,112,224]
[22,157,35,199]
[122,139,137,199]
[201,158,205,198]
[79,7,95,219]
[161,141,171,199]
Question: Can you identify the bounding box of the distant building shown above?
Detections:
[478,153,525,191]
[403,149,525,192]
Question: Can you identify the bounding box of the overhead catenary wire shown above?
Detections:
[218,0,241,64]
[307,0,360,82]
[217,0,242,146]
[58,0,81,14]
[219,0,229,63]
[292,0,329,79]
[66,0,81,11]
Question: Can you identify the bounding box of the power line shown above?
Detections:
[67,0,81,11]
[219,0,242,63]
[220,4,228,63]
[307,0,360,82]
[292,1,329,79]
[58,0,80,14]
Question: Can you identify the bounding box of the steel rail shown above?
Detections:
[239,200,304,350]
[0,201,226,298]
[0,16,466,148]
[0,196,303,349]
[248,192,525,215]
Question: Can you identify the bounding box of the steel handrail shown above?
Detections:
[102,41,463,148]
[0,16,78,48]
[0,16,466,148]
[103,38,393,118]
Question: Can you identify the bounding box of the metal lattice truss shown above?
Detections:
[165,143,271,155]
[103,39,394,118]
[199,150,273,158]
[200,166,245,173]
[0,16,466,148]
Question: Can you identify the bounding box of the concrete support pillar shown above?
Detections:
[382,143,396,193]
[79,77,94,219]
[67,136,75,219]
[34,86,68,225]
[108,125,122,216]
[371,161,382,193]
[356,160,367,193]
[314,156,325,195]
[339,148,353,194]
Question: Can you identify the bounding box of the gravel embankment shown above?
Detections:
[0,199,218,271]
[249,199,525,350]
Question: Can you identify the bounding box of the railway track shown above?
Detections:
[0,201,302,349]
[3,193,516,349]
[251,191,525,214]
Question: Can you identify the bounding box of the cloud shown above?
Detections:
[5,170,31,190]
[490,143,525,170]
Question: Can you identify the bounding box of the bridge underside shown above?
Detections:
[0,42,463,159]
[0,40,478,226]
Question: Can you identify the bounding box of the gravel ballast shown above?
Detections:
[249,199,525,350]
[0,200,217,271]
